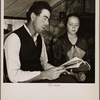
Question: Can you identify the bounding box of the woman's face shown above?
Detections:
[67,16,80,35]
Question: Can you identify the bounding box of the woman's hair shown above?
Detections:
[26,1,52,21]
[64,13,80,27]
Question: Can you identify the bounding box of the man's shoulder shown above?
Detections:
[5,33,20,42]
[13,25,24,33]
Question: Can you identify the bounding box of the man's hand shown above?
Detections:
[40,66,66,80]
[18,66,66,83]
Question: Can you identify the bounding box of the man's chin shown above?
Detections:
[37,30,44,34]
[37,28,47,34]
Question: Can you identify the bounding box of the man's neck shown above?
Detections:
[26,22,36,36]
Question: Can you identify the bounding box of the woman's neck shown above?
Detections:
[67,33,78,45]
[67,32,77,39]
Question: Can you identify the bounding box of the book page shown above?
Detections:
[62,57,83,68]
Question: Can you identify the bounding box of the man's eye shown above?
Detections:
[69,23,72,26]
[44,17,46,20]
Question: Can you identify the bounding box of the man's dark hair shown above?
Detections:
[64,13,80,27]
[26,1,52,21]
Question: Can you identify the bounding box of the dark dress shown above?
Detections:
[54,33,88,66]
[52,33,89,83]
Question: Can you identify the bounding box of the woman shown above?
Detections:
[54,13,89,82]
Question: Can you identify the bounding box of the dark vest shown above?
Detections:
[14,26,43,71]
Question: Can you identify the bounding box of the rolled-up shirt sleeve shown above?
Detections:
[40,37,54,70]
[4,33,41,83]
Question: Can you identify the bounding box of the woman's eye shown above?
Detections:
[69,23,72,26]
[75,24,79,26]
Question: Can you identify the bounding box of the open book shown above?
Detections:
[62,57,91,72]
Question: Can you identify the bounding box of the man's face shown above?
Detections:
[34,9,50,33]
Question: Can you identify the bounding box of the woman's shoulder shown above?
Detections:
[78,36,86,43]
[77,36,87,49]
[58,33,67,40]
[54,33,67,45]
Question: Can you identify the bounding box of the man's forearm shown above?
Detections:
[42,63,54,70]
[17,71,46,83]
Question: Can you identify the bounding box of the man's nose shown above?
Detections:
[45,20,49,25]
[44,25,49,31]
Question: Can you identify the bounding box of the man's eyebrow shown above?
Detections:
[44,15,49,19]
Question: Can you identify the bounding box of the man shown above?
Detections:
[4,1,66,83]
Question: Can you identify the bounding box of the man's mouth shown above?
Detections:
[42,27,45,30]
[42,27,48,31]
[42,25,49,31]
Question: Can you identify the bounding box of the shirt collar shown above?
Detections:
[24,24,39,42]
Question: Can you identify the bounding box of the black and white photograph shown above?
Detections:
[1,0,99,100]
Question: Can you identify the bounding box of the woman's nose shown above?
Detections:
[72,25,75,29]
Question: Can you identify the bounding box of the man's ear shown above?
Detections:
[30,12,36,21]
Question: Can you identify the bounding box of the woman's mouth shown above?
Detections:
[72,30,76,32]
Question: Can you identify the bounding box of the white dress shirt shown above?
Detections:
[4,24,53,83]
